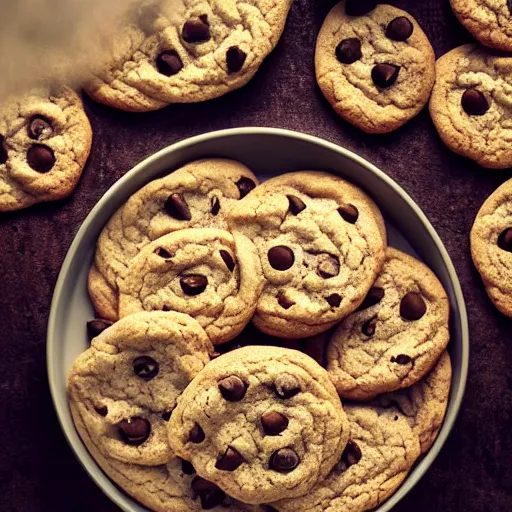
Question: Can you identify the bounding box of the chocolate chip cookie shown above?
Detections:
[430,44,512,169]
[88,159,258,321]
[315,0,435,134]
[68,311,213,466]
[227,171,387,339]
[451,0,512,52]
[118,228,264,345]
[85,0,293,111]
[0,86,92,212]
[167,346,350,505]
[327,248,450,401]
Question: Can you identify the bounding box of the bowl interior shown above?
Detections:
[48,128,468,512]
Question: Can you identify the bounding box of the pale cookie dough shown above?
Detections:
[272,404,421,512]
[118,228,264,345]
[471,178,512,315]
[430,44,512,169]
[88,159,258,321]
[167,346,350,505]
[68,311,213,467]
[315,1,435,134]
[327,248,450,401]
[450,0,512,52]
[0,86,92,212]
[227,171,387,339]
[84,0,293,111]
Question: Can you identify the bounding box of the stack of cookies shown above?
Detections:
[68,160,452,511]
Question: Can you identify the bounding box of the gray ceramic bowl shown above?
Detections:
[47,127,469,512]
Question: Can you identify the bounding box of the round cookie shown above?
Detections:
[88,159,258,321]
[272,404,421,512]
[84,0,293,112]
[227,171,387,339]
[450,0,512,52]
[326,248,450,401]
[167,346,350,505]
[0,86,92,212]
[118,228,264,345]
[430,44,512,169]
[68,311,213,466]
[315,1,435,134]
[471,178,512,315]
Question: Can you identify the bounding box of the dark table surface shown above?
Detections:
[1,0,512,510]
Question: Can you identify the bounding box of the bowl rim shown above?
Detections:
[47,126,469,511]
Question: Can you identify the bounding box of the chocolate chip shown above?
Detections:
[277,293,295,310]
[400,292,426,320]
[0,135,7,165]
[336,38,362,64]
[220,250,235,271]
[118,417,150,445]
[317,254,340,279]
[226,46,247,73]
[182,16,210,43]
[461,88,489,116]
[362,315,377,336]
[269,448,300,472]
[155,247,173,258]
[358,287,385,310]
[498,228,512,252]
[162,411,173,421]
[156,50,183,76]
[386,17,414,41]
[391,354,412,365]
[261,411,289,435]
[215,447,243,471]
[211,196,220,215]
[342,440,362,468]
[133,355,159,381]
[327,293,342,307]
[164,193,191,221]
[274,374,301,399]
[180,275,208,296]
[191,477,226,510]
[189,423,205,443]
[268,246,295,271]
[236,177,256,198]
[218,376,247,401]
[27,144,56,173]
[28,116,53,140]
[287,195,306,215]
[372,63,400,88]
[182,459,196,474]
[338,204,359,223]
[95,406,108,417]
[86,318,113,340]
[345,0,377,15]
[509,0,512,15]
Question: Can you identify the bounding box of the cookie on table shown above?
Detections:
[167,346,350,505]
[471,179,512,316]
[0,86,92,212]
[315,0,435,134]
[84,0,293,111]
[450,0,512,52]
[430,44,512,169]
[68,311,213,467]
[327,248,450,401]
[272,403,421,512]
[227,171,387,339]
[88,159,258,321]
[118,228,264,345]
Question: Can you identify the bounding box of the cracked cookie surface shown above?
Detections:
[167,346,350,505]
[315,0,435,134]
[327,248,449,401]
[430,44,512,169]
[227,171,387,339]
[88,159,258,321]
[68,311,213,467]
[0,86,92,212]
[84,0,293,111]
[118,228,264,344]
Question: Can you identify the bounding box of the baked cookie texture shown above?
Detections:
[471,178,512,316]
[0,86,92,212]
[327,248,450,401]
[272,403,421,512]
[167,346,350,505]
[68,311,213,467]
[430,44,512,169]
[84,0,293,111]
[88,159,258,321]
[315,1,435,134]
[450,0,512,52]
[118,228,264,344]
[227,171,387,339]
